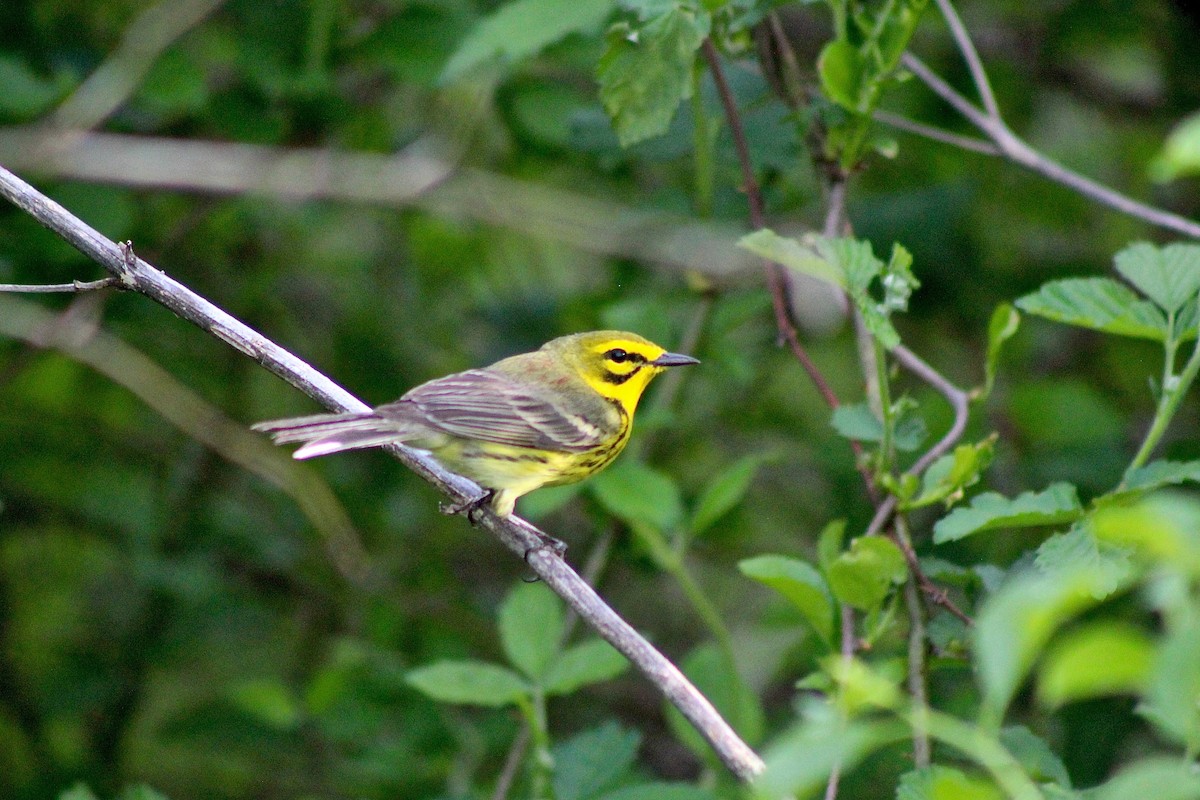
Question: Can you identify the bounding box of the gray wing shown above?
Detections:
[376,369,609,453]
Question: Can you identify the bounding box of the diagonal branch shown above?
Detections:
[0,163,765,782]
[899,52,1200,240]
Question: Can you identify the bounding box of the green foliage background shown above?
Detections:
[1,0,1199,798]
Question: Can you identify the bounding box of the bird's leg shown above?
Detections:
[439,488,494,523]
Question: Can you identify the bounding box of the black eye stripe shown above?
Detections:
[604,348,646,365]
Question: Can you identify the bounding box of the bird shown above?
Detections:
[253,331,699,519]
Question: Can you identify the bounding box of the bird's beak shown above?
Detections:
[651,352,700,367]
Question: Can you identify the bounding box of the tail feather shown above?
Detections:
[252,412,413,459]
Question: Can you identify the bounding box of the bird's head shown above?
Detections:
[545,330,700,414]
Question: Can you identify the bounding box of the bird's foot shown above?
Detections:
[440,489,494,524]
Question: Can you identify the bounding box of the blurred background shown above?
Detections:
[0,0,1198,797]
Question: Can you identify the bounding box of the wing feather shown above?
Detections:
[376,370,609,453]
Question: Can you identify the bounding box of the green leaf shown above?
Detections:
[1089,757,1200,800]
[1037,621,1153,707]
[974,567,1115,721]
[596,784,717,800]
[826,536,907,611]
[118,787,171,800]
[590,458,684,531]
[1034,524,1133,599]
[896,766,1003,800]
[904,436,996,510]
[739,554,834,645]
[1143,619,1200,751]
[499,582,564,679]
[1151,111,1200,182]
[229,679,301,730]
[998,726,1072,787]
[983,304,1020,399]
[1015,277,1168,340]
[553,722,641,800]
[817,38,863,111]
[1123,459,1200,492]
[1091,492,1200,570]
[0,55,65,118]
[754,702,905,799]
[406,660,530,707]
[597,8,710,146]
[736,229,846,288]
[691,454,767,535]
[1114,241,1200,313]
[933,483,1083,544]
[441,0,614,82]
[544,639,629,695]
[665,643,766,760]
[58,784,100,800]
[831,403,884,442]
[817,519,846,574]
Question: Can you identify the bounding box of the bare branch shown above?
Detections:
[892,344,970,477]
[0,127,759,281]
[50,0,227,131]
[0,164,766,782]
[931,0,1000,119]
[0,277,122,293]
[873,110,1000,156]
[901,53,1200,240]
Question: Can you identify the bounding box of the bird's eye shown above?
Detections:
[605,348,629,363]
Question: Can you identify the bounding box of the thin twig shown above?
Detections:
[490,726,531,800]
[901,52,1200,240]
[872,110,1000,156]
[824,602,858,800]
[0,277,122,293]
[892,344,970,477]
[701,41,852,415]
[0,164,766,782]
[931,0,1000,119]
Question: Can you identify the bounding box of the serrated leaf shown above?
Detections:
[1089,757,1200,800]
[1015,277,1167,340]
[974,567,1115,721]
[499,581,564,679]
[739,554,834,645]
[1123,459,1200,492]
[553,722,641,800]
[544,639,629,695]
[1037,621,1153,707]
[933,483,1083,543]
[597,8,709,146]
[406,660,529,707]
[896,765,1003,800]
[737,229,845,288]
[691,454,767,535]
[983,304,1020,399]
[1114,241,1200,313]
[817,38,863,111]
[441,0,614,82]
[590,458,684,531]
[1034,523,1133,599]
[826,536,907,611]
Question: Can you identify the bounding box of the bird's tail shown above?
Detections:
[252,412,410,459]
